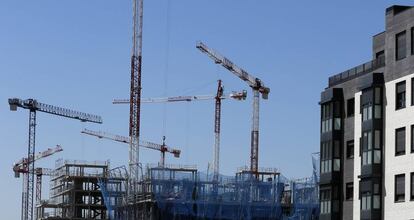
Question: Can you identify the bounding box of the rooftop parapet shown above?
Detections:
[328,56,385,87]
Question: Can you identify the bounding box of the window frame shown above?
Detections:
[347,98,355,117]
[346,140,354,159]
[396,30,407,61]
[395,127,406,156]
[411,172,414,201]
[412,78,414,106]
[411,27,414,55]
[346,182,353,201]
[396,81,406,110]
[320,189,331,214]
[395,174,405,203]
[412,125,414,153]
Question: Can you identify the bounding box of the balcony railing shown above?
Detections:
[328,56,385,87]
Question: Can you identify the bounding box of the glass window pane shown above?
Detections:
[362,152,367,165]
[373,195,381,209]
[375,105,381,119]
[396,127,406,155]
[334,159,340,171]
[368,105,372,120]
[368,151,372,164]
[375,130,381,149]
[328,119,332,131]
[334,118,341,130]
[374,150,381,164]
[368,132,372,150]
[375,88,381,104]
[362,196,366,210]
[367,195,371,210]
[363,107,367,121]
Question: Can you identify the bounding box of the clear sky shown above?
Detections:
[1,0,413,218]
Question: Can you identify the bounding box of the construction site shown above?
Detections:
[6,1,320,220]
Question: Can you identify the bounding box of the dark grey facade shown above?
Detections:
[320,5,414,220]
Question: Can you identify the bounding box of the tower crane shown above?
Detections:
[112,81,247,182]
[112,88,246,104]
[128,0,144,190]
[81,129,180,167]
[13,145,63,219]
[196,42,270,176]
[8,98,102,220]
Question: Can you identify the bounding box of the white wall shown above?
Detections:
[384,73,414,219]
[353,91,362,220]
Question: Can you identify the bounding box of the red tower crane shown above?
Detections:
[8,98,102,220]
[81,129,180,167]
[113,81,247,182]
[196,42,270,176]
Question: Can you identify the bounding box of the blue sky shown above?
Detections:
[1,0,412,218]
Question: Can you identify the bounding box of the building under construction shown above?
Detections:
[32,156,319,220]
[36,159,111,220]
[9,0,320,219]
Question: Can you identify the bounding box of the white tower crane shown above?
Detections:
[12,145,63,219]
[112,81,247,182]
[8,98,102,220]
[81,129,180,167]
[196,42,270,176]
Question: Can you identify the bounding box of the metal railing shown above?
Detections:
[328,56,385,87]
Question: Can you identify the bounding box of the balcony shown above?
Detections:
[328,57,385,87]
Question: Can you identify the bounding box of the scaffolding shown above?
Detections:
[36,157,319,220]
[36,159,110,220]
[101,164,320,220]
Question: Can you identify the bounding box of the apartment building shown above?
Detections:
[320,5,414,220]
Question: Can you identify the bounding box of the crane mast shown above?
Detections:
[213,80,223,182]
[196,42,270,176]
[8,98,102,220]
[129,0,143,191]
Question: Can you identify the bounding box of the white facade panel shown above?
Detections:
[384,73,414,220]
[353,91,362,220]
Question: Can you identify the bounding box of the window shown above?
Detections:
[347,98,355,117]
[321,141,332,174]
[411,27,414,55]
[412,78,414,105]
[320,189,331,214]
[412,125,414,153]
[321,103,332,133]
[346,140,354,159]
[333,101,341,131]
[333,141,340,171]
[396,81,406,110]
[374,87,382,119]
[362,131,372,166]
[395,174,405,202]
[374,130,381,164]
[362,105,372,121]
[376,50,385,62]
[396,31,407,60]
[346,182,353,200]
[396,127,406,156]
[361,191,372,210]
[411,173,414,201]
[373,183,381,209]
